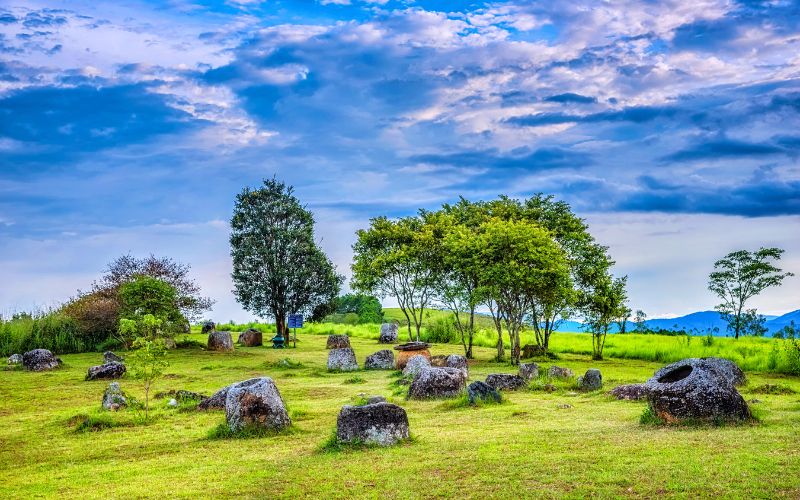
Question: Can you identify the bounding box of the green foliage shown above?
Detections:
[119,276,183,324]
[326,294,384,324]
[206,423,293,440]
[230,177,343,336]
[708,248,793,339]
[342,375,365,384]
[0,311,88,356]
[127,337,169,421]
[421,315,459,344]
[583,274,628,361]
[639,406,665,425]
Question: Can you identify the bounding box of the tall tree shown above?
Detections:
[583,274,628,360]
[230,178,343,336]
[615,306,632,334]
[708,247,793,339]
[351,216,436,342]
[633,309,648,333]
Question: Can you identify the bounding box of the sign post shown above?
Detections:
[287,314,303,348]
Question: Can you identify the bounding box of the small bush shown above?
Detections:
[443,392,502,409]
[422,316,458,344]
[343,375,365,384]
[639,406,665,425]
[175,338,205,349]
[263,358,304,370]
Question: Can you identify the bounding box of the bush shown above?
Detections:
[422,316,458,344]
[0,311,91,356]
[60,292,120,347]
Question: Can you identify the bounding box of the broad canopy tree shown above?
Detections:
[230,178,343,337]
[708,247,793,339]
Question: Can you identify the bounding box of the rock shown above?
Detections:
[379,323,399,344]
[364,350,394,370]
[609,383,648,401]
[750,398,762,404]
[102,382,127,411]
[201,321,215,334]
[408,367,466,400]
[485,373,527,391]
[156,389,208,402]
[327,348,359,371]
[225,377,291,432]
[446,355,468,378]
[167,398,178,408]
[522,344,546,358]
[402,354,431,378]
[393,342,431,369]
[164,337,177,349]
[199,381,247,410]
[577,369,603,391]
[238,328,263,347]
[430,355,448,367]
[644,358,751,423]
[467,381,501,405]
[103,351,123,364]
[7,354,22,365]
[557,403,573,409]
[700,357,746,386]
[207,331,234,352]
[519,362,539,381]
[326,334,351,349]
[86,362,126,381]
[366,395,387,404]
[548,366,574,379]
[22,349,61,371]
[337,402,409,446]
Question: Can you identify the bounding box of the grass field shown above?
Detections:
[2,327,800,498]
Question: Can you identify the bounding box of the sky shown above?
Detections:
[0,0,799,322]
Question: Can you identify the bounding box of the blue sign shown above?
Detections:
[288,314,303,328]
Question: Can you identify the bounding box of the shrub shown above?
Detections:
[423,316,458,344]
[0,311,89,356]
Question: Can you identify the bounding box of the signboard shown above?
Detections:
[288,314,303,329]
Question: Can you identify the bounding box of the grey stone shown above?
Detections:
[337,402,409,446]
[326,334,351,349]
[328,347,359,371]
[379,323,399,344]
[102,382,127,411]
[86,361,126,381]
[366,395,387,404]
[199,380,250,410]
[167,398,178,408]
[467,381,501,405]
[429,355,448,367]
[201,321,215,334]
[103,351,123,363]
[238,328,263,347]
[364,350,394,370]
[577,368,603,391]
[485,373,527,391]
[609,383,648,401]
[22,349,61,371]
[446,354,468,378]
[402,354,431,378]
[548,366,574,379]
[207,331,234,352]
[522,344,546,358]
[645,358,751,423]
[700,357,746,386]
[408,367,466,400]
[7,354,22,365]
[225,377,291,432]
[519,362,539,381]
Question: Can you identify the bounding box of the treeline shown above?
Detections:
[351,195,629,364]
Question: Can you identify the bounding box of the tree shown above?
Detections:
[615,306,632,334]
[332,294,384,324]
[633,309,648,333]
[127,336,168,421]
[351,216,437,342]
[474,218,571,365]
[583,274,628,360]
[708,248,794,339]
[230,178,343,337]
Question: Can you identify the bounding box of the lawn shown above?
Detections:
[1,329,799,498]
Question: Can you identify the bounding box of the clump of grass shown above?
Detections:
[175,338,205,349]
[388,375,412,397]
[748,383,797,395]
[318,431,415,453]
[68,412,142,432]
[343,375,365,384]
[639,406,665,426]
[206,423,294,440]
[263,358,304,370]
[200,364,224,371]
[639,405,760,427]
[289,406,311,421]
[442,391,502,409]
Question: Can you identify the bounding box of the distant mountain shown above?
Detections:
[766,310,800,332]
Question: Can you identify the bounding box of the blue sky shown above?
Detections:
[1,0,798,321]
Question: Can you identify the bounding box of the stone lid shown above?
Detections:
[393,341,430,351]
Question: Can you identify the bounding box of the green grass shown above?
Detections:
[3,329,799,498]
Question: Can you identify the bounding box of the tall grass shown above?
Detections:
[0,312,92,356]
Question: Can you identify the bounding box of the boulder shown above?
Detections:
[201,321,215,334]
[519,362,539,381]
[167,398,178,408]
[102,382,127,411]
[86,362,126,381]
[364,350,394,370]
[644,358,751,423]
[207,331,234,352]
[701,357,746,386]
[408,367,466,400]
[336,402,409,446]
[467,381,501,405]
[22,349,61,371]
[366,395,387,404]
[393,342,431,369]
[402,354,431,378]
[522,344,546,358]
[156,389,207,402]
[225,377,291,432]
[577,369,603,391]
[445,355,468,378]
[238,328,263,347]
[326,334,351,349]
[548,366,574,379]
[103,351,123,364]
[7,354,22,365]
[199,380,249,410]
[327,348,359,372]
[485,373,527,391]
[430,355,448,367]
[609,383,648,401]
[379,323,399,344]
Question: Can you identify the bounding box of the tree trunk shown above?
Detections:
[467,306,475,359]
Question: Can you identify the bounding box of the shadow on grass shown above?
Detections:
[317,431,416,454]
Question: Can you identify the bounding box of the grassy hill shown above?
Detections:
[1,329,799,498]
